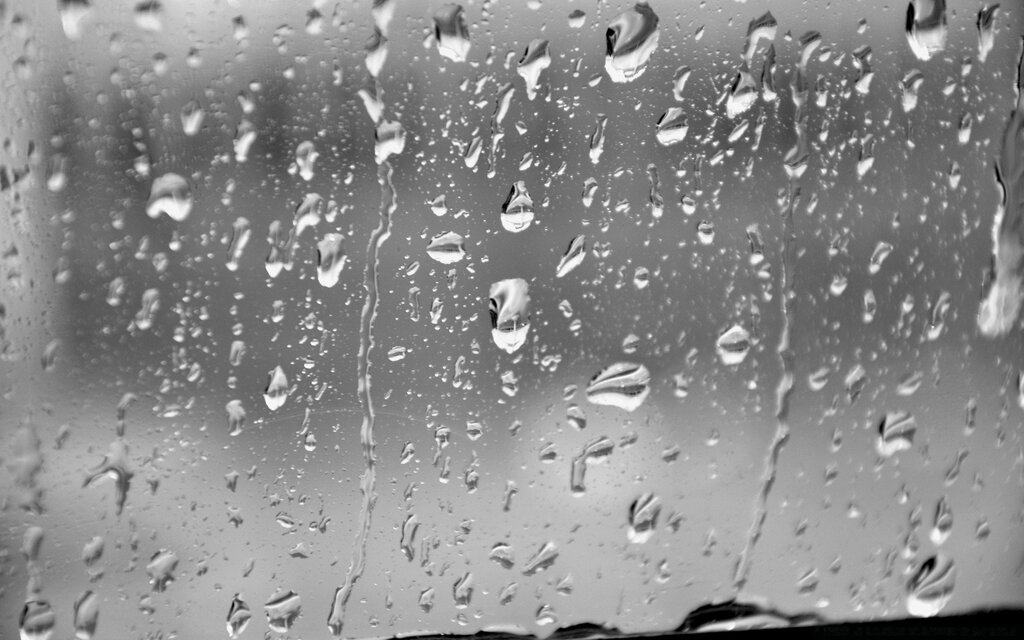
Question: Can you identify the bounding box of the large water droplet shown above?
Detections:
[517,39,551,100]
[489,279,530,353]
[555,235,586,278]
[316,234,347,287]
[501,181,535,232]
[715,324,751,366]
[145,549,178,592]
[426,231,466,264]
[876,411,916,457]
[226,595,251,639]
[146,174,192,221]
[628,492,661,543]
[585,362,651,412]
[264,366,289,411]
[264,590,302,632]
[906,0,948,61]
[73,591,99,640]
[906,554,956,617]
[19,600,55,640]
[605,3,660,83]
[434,4,471,62]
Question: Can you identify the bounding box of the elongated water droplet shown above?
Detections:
[930,496,953,545]
[453,572,474,608]
[489,278,530,354]
[226,217,250,272]
[316,234,347,287]
[556,235,586,278]
[977,4,999,63]
[517,39,551,100]
[906,0,948,61]
[73,591,99,640]
[434,4,471,62]
[264,366,289,411]
[521,541,558,575]
[226,595,251,639]
[570,436,614,495]
[628,492,661,543]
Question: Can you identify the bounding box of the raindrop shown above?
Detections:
[316,234,347,287]
[585,362,651,412]
[434,4,471,63]
[516,39,551,100]
[605,3,660,83]
[263,366,289,411]
[628,493,661,543]
[906,554,956,617]
[426,231,466,264]
[226,595,251,639]
[500,181,535,233]
[145,174,192,222]
[715,325,751,366]
[489,278,530,354]
[264,590,301,633]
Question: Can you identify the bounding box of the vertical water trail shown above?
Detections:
[329,159,395,637]
[328,2,397,635]
[732,33,815,592]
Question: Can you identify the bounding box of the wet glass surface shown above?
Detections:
[1,1,1024,638]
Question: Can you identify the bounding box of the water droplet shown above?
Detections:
[906,554,956,617]
[226,217,250,272]
[605,3,660,83]
[72,591,99,640]
[226,595,251,639]
[500,181,535,232]
[374,119,406,164]
[517,39,551,100]
[901,69,924,112]
[19,600,55,640]
[655,107,688,146]
[556,235,586,278]
[570,436,614,495]
[146,549,178,592]
[628,493,661,543]
[869,242,893,275]
[453,572,474,608]
[225,400,246,436]
[489,278,530,354]
[426,231,466,264]
[585,362,651,412]
[434,4,471,62]
[146,174,192,221]
[316,234,348,287]
[264,366,289,411]
[295,141,318,181]
[715,324,751,366]
[400,514,419,561]
[877,411,916,457]
[59,1,93,41]
[522,541,558,575]
[568,10,586,29]
[930,497,953,546]
[418,587,435,612]
[180,100,204,136]
[726,66,757,119]
[489,542,515,569]
[264,590,301,632]
[906,0,948,61]
[977,4,999,63]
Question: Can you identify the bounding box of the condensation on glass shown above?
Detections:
[1,0,1023,638]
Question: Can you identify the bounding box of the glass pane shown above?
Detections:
[1,0,1023,638]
